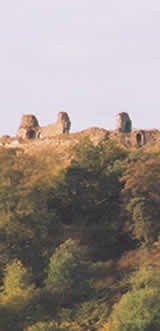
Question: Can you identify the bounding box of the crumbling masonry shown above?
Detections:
[17,112,71,140]
[1,111,160,149]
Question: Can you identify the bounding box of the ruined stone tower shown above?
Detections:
[40,112,71,138]
[17,112,71,140]
[17,114,40,140]
[116,112,132,133]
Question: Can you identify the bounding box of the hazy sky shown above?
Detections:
[1,0,160,136]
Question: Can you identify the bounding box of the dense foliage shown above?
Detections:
[0,140,160,330]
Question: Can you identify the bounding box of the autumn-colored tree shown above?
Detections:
[0,148,62,285]
[1,259,34,302]
[121,150,160,244]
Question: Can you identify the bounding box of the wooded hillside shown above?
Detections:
[0,139,160,330]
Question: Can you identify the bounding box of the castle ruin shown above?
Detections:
[1,111,160,150]
[116,112,132,133]
[40,112,71,138]
[17,112,71,140]
[17,114,40,140]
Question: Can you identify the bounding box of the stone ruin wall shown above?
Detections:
[116,112,132,133]
[40,112,71,138]
[16,112,71,141]
[1,111,160,149]
[17,114,40,140]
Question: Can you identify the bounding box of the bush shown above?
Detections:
[25,320,67,331]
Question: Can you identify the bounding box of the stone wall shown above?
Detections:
[16,112,71,141]
[110,129,160,148]
[39,112,71,138]
[1,111,160,150]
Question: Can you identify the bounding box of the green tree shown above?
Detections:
[0,259,36,331]
[109,262,160,331]
[110,288,160,331]
[45,239,91,303]
[47,139,128,259]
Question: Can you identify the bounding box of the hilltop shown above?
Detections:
[1,112,160,157]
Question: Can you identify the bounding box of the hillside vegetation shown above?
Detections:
[0,138,160,330]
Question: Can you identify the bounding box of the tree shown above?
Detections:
[0,148,61,284]
[47,139,128,259]
[1,259,34,301]
[109,263,160,331]
[45,239,91,302]
[121,150,160,244]
[0,259,35,331]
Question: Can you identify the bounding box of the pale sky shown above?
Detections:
[1,0,160,136]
